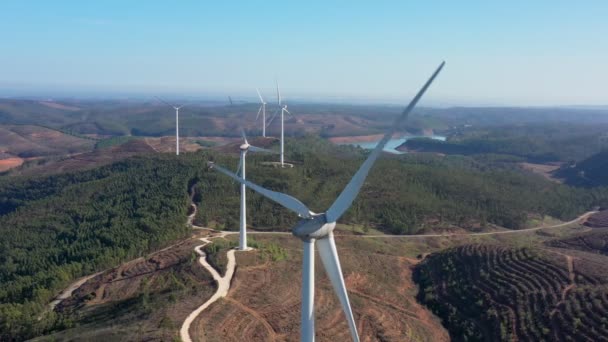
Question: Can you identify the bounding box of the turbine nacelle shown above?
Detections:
[293,214,335,241]
[240,143,250,151]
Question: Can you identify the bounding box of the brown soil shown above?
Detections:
[38,101,82,111]
[48,233,218,341]
[0,157,23,171]
[518,162,563,183]
[0,124,95,160]
[190,235,448,342]
[143,136,207,154]
[15,139,155,176]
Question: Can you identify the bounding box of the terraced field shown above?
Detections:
[547,228,608,256]
[40,236,218,341]
[414,244,608,341]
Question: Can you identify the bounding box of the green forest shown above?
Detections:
[195,136,608,234]
[0,154,203,340]
[403,123,608,162]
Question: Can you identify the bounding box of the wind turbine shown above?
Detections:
[235,129,277,250]
[209,62,445,342]
[156,97,186,156]
[266,80,294,167]
[255,89,267,137]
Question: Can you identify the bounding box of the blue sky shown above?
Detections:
[0,1,606,105]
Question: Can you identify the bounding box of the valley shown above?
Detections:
[1,100,608,341]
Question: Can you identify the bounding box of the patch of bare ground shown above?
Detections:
[518,162,563,183]
[143,136,207,154]
[0,125,94,161]
[190,234,448,342]
[42,233,218,341]
[16,139,156,176]
[0,157,23,171]
[38,101,82,111]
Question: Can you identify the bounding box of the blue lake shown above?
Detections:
[343,135,446,154]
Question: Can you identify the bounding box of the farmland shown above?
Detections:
[414,244,608,341]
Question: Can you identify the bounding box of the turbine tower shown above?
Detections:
[266,80,294,167]
[156,97,186,156]
[235,129,277,250]
[209,62,445,342]
[256,89,267,137]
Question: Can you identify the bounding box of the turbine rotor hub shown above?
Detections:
[292,214,335,241]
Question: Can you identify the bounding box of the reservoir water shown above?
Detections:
[343,135,446,154]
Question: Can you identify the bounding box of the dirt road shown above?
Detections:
[180,235,237,342]
[358,211,595,239]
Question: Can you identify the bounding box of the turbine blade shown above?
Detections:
[317,234,359,342]
[266,109,280,127]
[155,96,176,109]
[209,162,312,218]
[256,88,264,103]
[276,79,281,105]
[255,105,262,121]
[285,109,294,116]
[249,145,278,154]
[229,96,233,106]
[241,128,248,144]
[236,158,242,176]
[325,61,445,223]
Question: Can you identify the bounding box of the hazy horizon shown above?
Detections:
[1,1,606,106]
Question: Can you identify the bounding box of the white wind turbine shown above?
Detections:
[235,129,277,250]
[255,89,267,137]
[209,62,445,342]
[266,80,294,167]
[156,97,186,156]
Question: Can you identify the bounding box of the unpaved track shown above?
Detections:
[47,272,102,311]
[180,235,237,342]
[549,253,577,317]
[358,211,595,239]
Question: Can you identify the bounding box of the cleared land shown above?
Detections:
[0,157,24,171]
[584,210,608,228]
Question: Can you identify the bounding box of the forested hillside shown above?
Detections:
[401,123,608,162]
[196,137,608,233]
[556,150,608,187]
[0,154,204,340]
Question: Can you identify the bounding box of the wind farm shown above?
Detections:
[2,2,608,342]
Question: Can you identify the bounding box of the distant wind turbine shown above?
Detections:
[255,89,267,137]
[266,80,294,167]
[236,129,277,250]
[209,61,445,342]
[156,97,186,156]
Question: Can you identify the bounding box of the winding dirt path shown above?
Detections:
[180,236,237,342]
